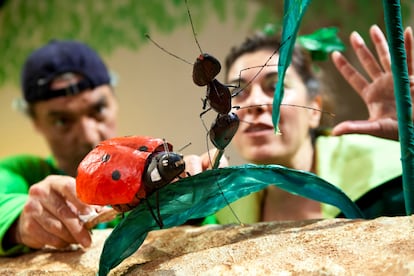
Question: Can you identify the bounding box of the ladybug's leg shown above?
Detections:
[155,191,163,228]
[145,196,164,228]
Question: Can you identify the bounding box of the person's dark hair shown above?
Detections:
[225,33,319,99]
[224,32,335,130]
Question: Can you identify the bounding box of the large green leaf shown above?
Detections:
[98,164,363,275]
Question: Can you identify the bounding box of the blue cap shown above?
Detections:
[21,40,111,103]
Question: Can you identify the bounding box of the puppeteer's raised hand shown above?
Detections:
[331,24,414,141]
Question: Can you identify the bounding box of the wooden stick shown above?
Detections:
[80,208,119,230]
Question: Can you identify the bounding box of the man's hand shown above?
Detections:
[12,175,96,249]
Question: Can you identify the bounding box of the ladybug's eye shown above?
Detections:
[102,154,111,162]
[112,170,121,181]
[139,146,148,152]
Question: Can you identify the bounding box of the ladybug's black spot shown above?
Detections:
[112,170,121,181]
[138,145,148,152]
[101,153,110,162]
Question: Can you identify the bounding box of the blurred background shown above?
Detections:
[0,0,413,165]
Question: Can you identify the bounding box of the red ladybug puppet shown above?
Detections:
[76,136,185,213]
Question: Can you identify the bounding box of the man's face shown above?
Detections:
[30,75,118,176]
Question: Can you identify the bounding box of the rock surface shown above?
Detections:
[0,216,413,275]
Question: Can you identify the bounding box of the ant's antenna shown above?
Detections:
[145,34,193,65]
[184,0,203,54]
[231,35,293,98]
[234,104,336,117]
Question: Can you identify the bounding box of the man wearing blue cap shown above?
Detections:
[0,40,119,255]
[0,39,225,257]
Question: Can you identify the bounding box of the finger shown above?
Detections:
[19,200,72,249]
[404,26,414,76]
[332,120,399,141]
[50,176,93,214]
[43,176,92,247]
[183,155,203,176]
[350,31,384,79]
[20,218,69,249]
[370,24,391,72]
[28,183,91,247]
[331,51,369,94]
[332,121,378,136]
[200,149,229,170]
[35,211,75,247]
[201,150,216,170]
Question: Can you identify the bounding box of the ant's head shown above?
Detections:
[193,53,221,86]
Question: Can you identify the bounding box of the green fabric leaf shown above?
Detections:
[297,27,345,61]
[273,0,311,131]
[98,164,363,275]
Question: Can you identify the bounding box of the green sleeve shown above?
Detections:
[201,214,218,225]
[0,194,30,255]
[0,155,61,256]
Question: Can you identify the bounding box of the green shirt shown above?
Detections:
[0,154,122,256]
[209,134,403,224]
[0,155,63,256]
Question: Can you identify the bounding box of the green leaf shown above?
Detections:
[273,0,311,131]
[98,164,363,275]
[297,27,346,61]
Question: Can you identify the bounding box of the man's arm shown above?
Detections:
[0,155,94,255]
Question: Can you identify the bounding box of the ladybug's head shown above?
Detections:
[144,152,185,191]
[158,152,186,179]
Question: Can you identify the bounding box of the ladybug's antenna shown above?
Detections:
[177,142,192,153]
[162,138,170,156]
[184,0,203,54]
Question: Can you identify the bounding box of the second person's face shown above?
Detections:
[227,49,321,168]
